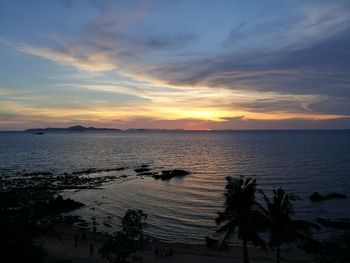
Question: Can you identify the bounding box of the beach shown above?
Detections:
[44,227,314,263]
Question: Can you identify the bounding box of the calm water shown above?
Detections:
[1,130,350,243]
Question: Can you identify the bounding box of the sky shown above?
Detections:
[1,0,350,130]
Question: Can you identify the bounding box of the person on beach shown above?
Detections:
[74,234,78,247]
[92,217,97,232]
[90,243,94,256]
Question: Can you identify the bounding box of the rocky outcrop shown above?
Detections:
[72,167,125,175]
[310,192,347,202]
[45,195,84,213]
[134,167,151,173]
[153,169,190,180]
[23,171,53,176]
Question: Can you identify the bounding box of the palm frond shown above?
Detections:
[216,219,237,235]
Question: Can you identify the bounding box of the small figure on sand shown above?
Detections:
[90,243,94,256]
[74,234,78,247]
[92,217,97,232]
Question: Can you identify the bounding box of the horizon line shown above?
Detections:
[1,128,350,132]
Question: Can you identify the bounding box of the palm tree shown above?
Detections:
[216,176,266,263]
[260,188,316,263]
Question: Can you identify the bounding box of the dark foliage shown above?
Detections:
[100,209,148,263]
[301,233,350,263]
[0,208,51,263]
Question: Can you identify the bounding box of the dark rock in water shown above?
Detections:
[45,195,84,213]
[72,168,98,175]
[0,172,120,192]
[136,172,157,176]
[141,164,149,168]
[72,167,124,175]
[134,167,151,173]
[316,217,350,230]
[103,167,125,172]
[23,171,53,176]
[310,192,347,202]
[153,169,190,180]
[310,192,325,201]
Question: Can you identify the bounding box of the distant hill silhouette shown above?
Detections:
[25,126,189,133]
[26,125,121,133]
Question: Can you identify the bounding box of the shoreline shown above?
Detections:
[44,226,314,263]
[1,160,348,262]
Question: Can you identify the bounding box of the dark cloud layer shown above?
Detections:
[150,28,350,94]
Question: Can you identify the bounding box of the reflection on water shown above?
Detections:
[1,131,350,243]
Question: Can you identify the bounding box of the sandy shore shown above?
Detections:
[43,227,314,263]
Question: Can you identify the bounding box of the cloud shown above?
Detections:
[11,28,350,121]
[309,96,350,115]
[232,94,327,114]
[17,43,118,72]
[82,0,197,54]
[210,116,350,130]
[5,1,350,128]
[135,32,197,51]
[224,3,350,53]
[289,3,350,49]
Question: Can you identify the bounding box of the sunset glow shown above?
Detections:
[1,1,350,130]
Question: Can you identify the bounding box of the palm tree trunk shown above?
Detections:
[276,231,280,263]
[243,237,249,263]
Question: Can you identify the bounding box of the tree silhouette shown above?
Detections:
[216,176,266,263]
[260,188,316,263]
[0,208,52,263]
[100,209,148,263]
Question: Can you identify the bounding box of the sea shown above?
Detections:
[1,130,350,244]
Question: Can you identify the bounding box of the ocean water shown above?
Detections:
[1,130,350,243]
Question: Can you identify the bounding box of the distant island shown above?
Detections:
[25,125,187,133]
[25,125,121,133]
